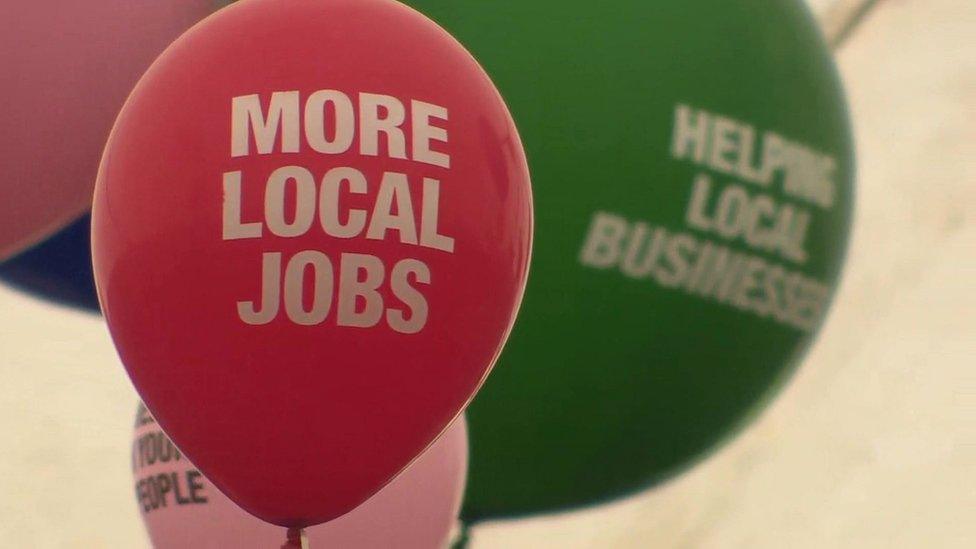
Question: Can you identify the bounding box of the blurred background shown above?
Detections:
[0,0,972,546]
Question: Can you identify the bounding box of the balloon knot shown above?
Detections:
[281,527,306,549]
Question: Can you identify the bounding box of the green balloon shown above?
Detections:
[404,0,854,520]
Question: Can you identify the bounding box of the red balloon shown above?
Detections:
[0,1,215,261]
[92,0,532,529]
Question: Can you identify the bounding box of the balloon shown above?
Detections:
[0,1,218,261]
[132,403,468,549]
[404,0,855,519]
[93,0,532,529]
[0,214,99,312]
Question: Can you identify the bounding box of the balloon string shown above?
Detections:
[826,0,885,48]
[450,519,472,549]
[280,527,307,549]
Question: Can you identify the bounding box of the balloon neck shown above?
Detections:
[281,528,307,549]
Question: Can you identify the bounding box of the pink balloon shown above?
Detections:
[132,404,468,548]
[0,1,216,261]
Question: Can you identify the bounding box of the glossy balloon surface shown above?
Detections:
[93,0,531,527]
[405,0,854,519]
[0,1,216,261]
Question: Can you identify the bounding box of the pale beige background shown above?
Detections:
[0,0,973,547]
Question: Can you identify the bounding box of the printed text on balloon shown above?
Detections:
[223,90,456,332]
